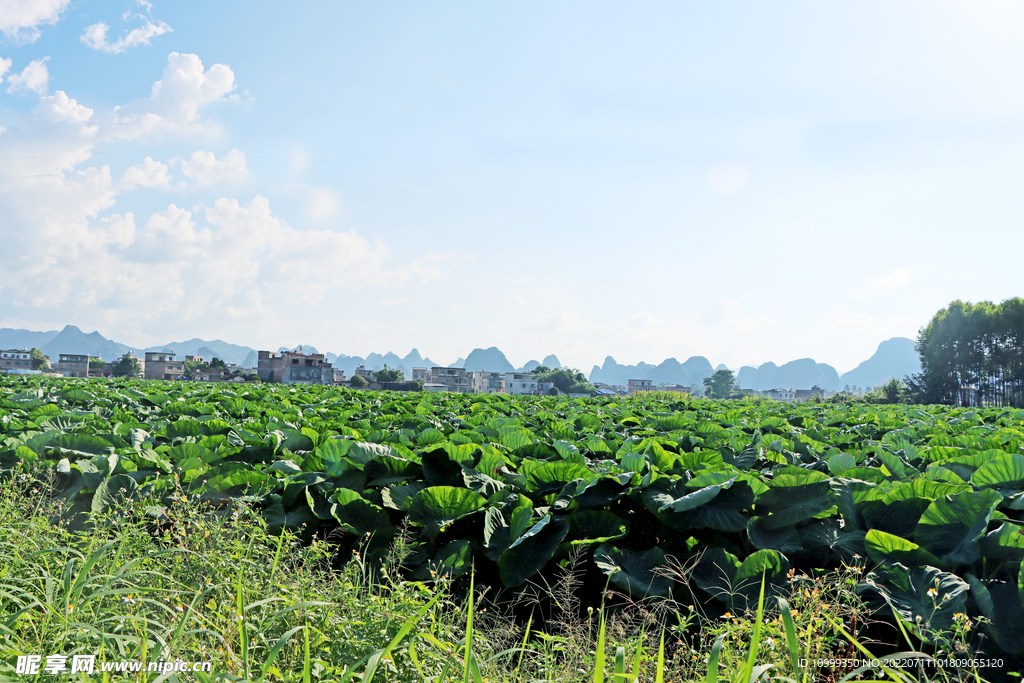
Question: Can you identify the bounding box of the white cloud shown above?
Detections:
[32,91,93,123]
[81,19,172,54]
[122,157,170,189]
[0,57,11,79]
[379,297,408,307]
[709,162,750,195]
[507,295,526,305]
[103,52,238,139]
[308,186,340,220]
[0,0,69,42]
[7,57,50,95]
[181,149,250,186]
[867,266,913,291]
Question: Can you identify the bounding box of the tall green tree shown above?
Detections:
[374,365,404,383]
[531,366,595,394]
[29,348,49,370]
[112,356,142,378]
[911,298,1024,406]
[703,369,736,399]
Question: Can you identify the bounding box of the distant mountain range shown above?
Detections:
[0,325,921,389]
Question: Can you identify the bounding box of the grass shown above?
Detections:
[0,480,1002,682]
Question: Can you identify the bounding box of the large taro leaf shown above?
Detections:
[746,516,802,554]
[165,419,203,440]
[315,438,352,475]
[407,486,487,538]
[264,499,317,536]
[91,474,140,514]
[462,468,506,497]
[562,511,629,547]
[497,515,569,587]
[382,481,429,511]
[525,461,597,497]
[48,433,117,456]
[593,544,673,598]
[797,518,866,559]
[980,521,1024,562]
[754,470,835,531]
[330,488,395,537]
[413,539,473,580]
[971,453,1024,494]
[483,504,533,561]
[864,529,942,567]
[650,479,754,533]
[966,574,1024,654]
[914,489,1001,566]
[731,549,790,612]
[192,463,276,501]
[363,455,421,486]
[858,563,968,638]
[552,473,632,512]
[691,547,741,603]
[660,475,737,513]
[421,448,466,487]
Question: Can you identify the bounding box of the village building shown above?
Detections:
[56,354,90,378]
[430,367,472,392]
[257,349,334,385]
[627,379,655,394]
[144,352,184,381]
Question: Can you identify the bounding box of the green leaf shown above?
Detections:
[525,461,597,496]
[91,474,139,514]
[497,515,569,586]
[594,544,673,598]
[914,489,1002,566]
[563,511,629,546]
[858,563,968,637]
[864,529,942,567]
[407,486,487,538]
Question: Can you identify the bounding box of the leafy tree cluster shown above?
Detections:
[908,298,1024,406]
[112,356,143,378]
[373,365,404,383]
[702,369,743,399]
[185,356,229,377]
[89,357,104,368]
[530,366,595,395]
[29,348,49,371]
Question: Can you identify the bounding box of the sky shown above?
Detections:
[1,1,1024,374]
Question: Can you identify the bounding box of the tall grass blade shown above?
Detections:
[655,630,665,683]
[594,610,607,683]
[464,571,475,683]
[704,635,724,683]
[777,597,801,679]
[614,645,625,677]
[303,626,311,683]
[737,571,767,683]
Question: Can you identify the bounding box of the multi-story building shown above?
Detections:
[657,384,693,394]
[767,388,796,402]
[1,349,33,373]
[258,350,334,385]
[472,371,505,394]
[504,372,555,395]
[627,379,655,394]
[430,367,472,393]
[333,368,348,385]
[144,352,184,381]
[354,365,374,380]
[411,367,430,383]
[56,354,90,378]
[185,355,204,364]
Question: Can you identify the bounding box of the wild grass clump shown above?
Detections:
[0,482,1001,682]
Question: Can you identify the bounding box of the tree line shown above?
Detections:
[908,298,1024,407]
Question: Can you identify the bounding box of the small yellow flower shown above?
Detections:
[927,588,939,598]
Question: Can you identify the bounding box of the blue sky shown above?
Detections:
[1,1,1023,373]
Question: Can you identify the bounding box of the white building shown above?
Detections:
[627,379,655,394]
[767,388,796,402]
[430,367,472,393]
[1,350,32,372]
[504,372,555,395]
[472,371,505,394]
